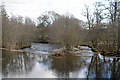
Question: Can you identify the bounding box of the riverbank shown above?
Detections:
[50,46,92,57]
[2,41,120,57]
[81,43,120,57]
[1,43,31,53]
[50,42,120,57]
[2,42,31,50]
[1,48,26,52]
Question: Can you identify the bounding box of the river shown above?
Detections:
[1,43,120,78]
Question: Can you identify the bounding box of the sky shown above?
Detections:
[1,0,113,21]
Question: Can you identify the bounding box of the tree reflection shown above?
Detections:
[2,50,36,77]
[2,49,120,78]
[48,55,87,78]
[87,54,120,78]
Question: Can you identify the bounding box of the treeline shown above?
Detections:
[1,6,39,49]
[83,1,120,55]
[1,1,120,55]
[37,12,86,50]
[1,6,85,50]
[36,1,120,55]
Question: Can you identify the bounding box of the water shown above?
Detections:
[2,43,120,78]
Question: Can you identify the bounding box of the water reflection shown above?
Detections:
[2,43,120,78]
[48,55,87,78]
[88,54,120,78]
[2,50,36,77]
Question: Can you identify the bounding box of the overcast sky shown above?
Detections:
[2,0,110,21]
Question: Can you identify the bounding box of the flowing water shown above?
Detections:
[1,43,120,78]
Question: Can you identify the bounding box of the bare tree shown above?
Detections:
[37,11,59,42]
[2,6,39,49]
[48,15,82,51]
[82,5,94,29]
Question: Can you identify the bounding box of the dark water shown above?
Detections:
[2,43,120,78]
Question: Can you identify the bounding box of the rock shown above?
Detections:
[73,47,79,51]
[76,46,81,49]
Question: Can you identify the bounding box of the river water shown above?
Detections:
[1,43,120,78]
